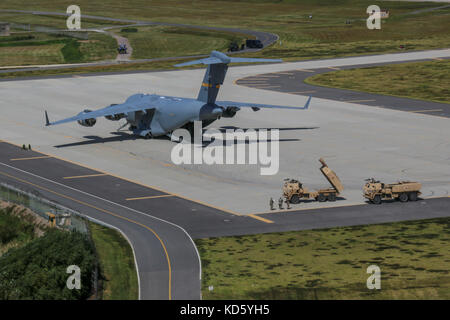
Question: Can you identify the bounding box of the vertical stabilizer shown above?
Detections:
[197,63,228,104]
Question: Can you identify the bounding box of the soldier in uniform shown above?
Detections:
[278,197,284,210]
[269,197,275,210]
[285,198,291,209]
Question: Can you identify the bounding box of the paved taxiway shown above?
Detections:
[0,49,449,214]
[236,58,450,118]
[1,49,450,300]
[1,141,449,300]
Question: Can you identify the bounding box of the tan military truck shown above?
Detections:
[363,178,421,204]
[283,158,344,204]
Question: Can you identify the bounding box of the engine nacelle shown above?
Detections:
[105,113,126,121]
[77,109,96,127]
[222,106,240,118]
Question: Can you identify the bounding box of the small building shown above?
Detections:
[0,22,10,36]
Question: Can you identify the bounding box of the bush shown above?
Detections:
[0,207,35,244]
[0,229,96,300]
[61,39,84,63]
[121,28,138,33]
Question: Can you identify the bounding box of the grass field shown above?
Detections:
[88,221,139,300]
[116,26,247,59]
[0,31,116,66]
[0,0,449,62]
[0,1,448,70]
[305,60,450,104]
[196,217,450,300]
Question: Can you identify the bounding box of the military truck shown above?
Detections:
[283,158,344,204]
[363,178,421,204]
[245,39,263,49]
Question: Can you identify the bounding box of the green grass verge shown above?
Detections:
[196,217,450,300]
[305,60,450,104]
[88,221,138,300]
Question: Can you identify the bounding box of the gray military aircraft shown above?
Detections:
[45,51,311,139]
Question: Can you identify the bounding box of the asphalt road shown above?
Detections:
[1,140,449,300]
[236,57,450,118]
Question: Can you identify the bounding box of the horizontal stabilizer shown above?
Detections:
[175,50,282,67]
[217,96,312,111]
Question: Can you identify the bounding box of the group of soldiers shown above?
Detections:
[269,197,290,210]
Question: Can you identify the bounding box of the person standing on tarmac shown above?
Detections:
[278,197,284,210]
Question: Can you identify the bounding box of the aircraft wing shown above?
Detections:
[217,96,311,111]
[45,103,154,126]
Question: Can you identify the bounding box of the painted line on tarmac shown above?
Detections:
[248,214,274,224]
[409,109,443,113]
[63,173,108,179]
[342,99,376,103]
[0,139,241,217]
[10,155,52,161]
[126,195,175,201]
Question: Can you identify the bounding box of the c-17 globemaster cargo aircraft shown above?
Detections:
[45,51,311,140]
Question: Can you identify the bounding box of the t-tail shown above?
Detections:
[175,51,281,104]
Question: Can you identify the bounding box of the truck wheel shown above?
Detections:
[408,192,418,201]
[372,195,382,205]
[290,194,300,204]
[317,194,326,202]
[399,193,408,202]
[328,193,336,202]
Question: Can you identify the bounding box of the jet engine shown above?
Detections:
[222,106,240,118]
[77,109,96,127]
[105,113,126,121]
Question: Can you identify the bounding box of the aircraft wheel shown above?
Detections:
[399,193,408,202]
[372,195,382,205]
[290,195,300,204]
[408,192,418,201]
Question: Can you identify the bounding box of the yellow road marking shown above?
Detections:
[248,214,274,224]
[250,85,281,88]
[328,66,340,70]
[409,109,443,113]
[63,173,108,179]
[288,91,316,94]
[342,99,376,103]
[0,170,173,300]
[296,69,314,73]
[126,195,175,201]
[10,156,52,161]
[257,75,281,78]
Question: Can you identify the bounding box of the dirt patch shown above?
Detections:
[0,201,48,237]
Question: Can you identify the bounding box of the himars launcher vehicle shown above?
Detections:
[45,51,311,140]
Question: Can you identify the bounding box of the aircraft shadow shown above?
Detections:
[214,126,319,133]
[54,132,140,148]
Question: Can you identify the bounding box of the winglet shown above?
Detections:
[44,110,51,126]
[303,96,312,110]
